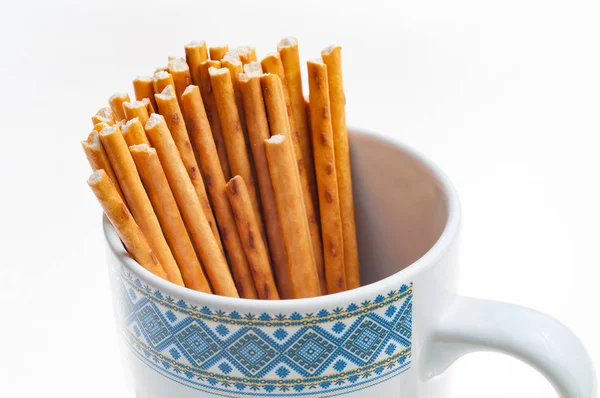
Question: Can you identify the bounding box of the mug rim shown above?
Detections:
[103,126,461,309]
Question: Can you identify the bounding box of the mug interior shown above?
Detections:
[351,131,450,285]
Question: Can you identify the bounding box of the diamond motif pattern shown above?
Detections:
[112,263,413,397]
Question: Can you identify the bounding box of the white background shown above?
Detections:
[0,0,598,396]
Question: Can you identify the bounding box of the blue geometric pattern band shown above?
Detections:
[111,264,413,396]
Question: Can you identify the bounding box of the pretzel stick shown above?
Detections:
[144,114,239,297]
[155,86,222,250]
[209,66,265,237]
[226,176,279,300]
[209,45,229,60]
[236,46,257,65]
[122,118,150,147]
[199,60,231,180]
[167,57,192,104]
[239,72,293,299]
[152,71,175,95]
[321,46,360,288]
[108,93,130,121]
[88,170,168,279]
[185,40,209,87]
[93,122,109,133]
[133,76,158,111]
[307,59,347,294]
[99,125,181,285]
[278,37,317,207]
[243,61,262,75]
[221,57,249,151]
[130,144,210,292]
[92,107,115,126]
[123,100,150,126]
[180,85,258,299]
[82,131,124,200]
[261,73,326,293]
[265,135,321,298]
[260,53,295,133]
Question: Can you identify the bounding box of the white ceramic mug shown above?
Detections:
[104,128,596,397]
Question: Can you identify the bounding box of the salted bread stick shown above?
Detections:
[92,107,115,126]
[123,100,150,126]
[130,144,210,292]
[199,60,231,180]
[145,114,239,297]
[93,122,109,133]
[261,73,326,293]
[261,53,295,135]
[209,45,229,61]
[88,170,168,279]
[221,57,249,150]
[185,40,209,87]
[307,59,347,294]
[209,66,265,236]
[152,71,175,95]
[180,85,258,299]
[133,76,158,111]
[236,46,257,65]
[82,131,124,200]
[321,45,360,289]
[265,135,321,298]
[99,125,181,285]
[167,57,192,104]
[108,93,130,121]
[122,118,150,147]
[243,61,262,75]
[226,176,279,300]
[154,86,222,250]
[239,72,293,299]
[278,37,317,207]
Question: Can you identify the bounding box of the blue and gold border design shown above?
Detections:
[111,265,413,397]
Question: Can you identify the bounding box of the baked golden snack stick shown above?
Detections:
[82,130,125,200]
[99,125,181,285]
[209,66,265,237]
[239,72,293,299]
[221,56,250,156]
[199,60,231,180]
[130,144,210,292]
[226,176,279,300]
[133,76,158,111]
[209,45,229,61]
[144,114,239,297]
[184,40,209,87]
[265,134,321,298]
[154,85,222,251]
[122,118,150,147]
[180,85,258,299]
[123,100,150,126]
[236,46,257,65]
[92,107,115,126]
[278,37,317,207]
[88,169,168,279]
[261,73,326,293]
[307,59,347,294]
[152,71,175,95]
[167,57,192,104]
[108,93,130,121]
[321,45,360,289]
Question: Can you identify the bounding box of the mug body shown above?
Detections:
[104,128,461,398]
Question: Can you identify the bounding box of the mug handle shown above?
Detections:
[422,296,597,397]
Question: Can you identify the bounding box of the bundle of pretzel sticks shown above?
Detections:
[83,38,360,300]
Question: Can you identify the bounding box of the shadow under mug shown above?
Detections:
[104,128,596,398]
